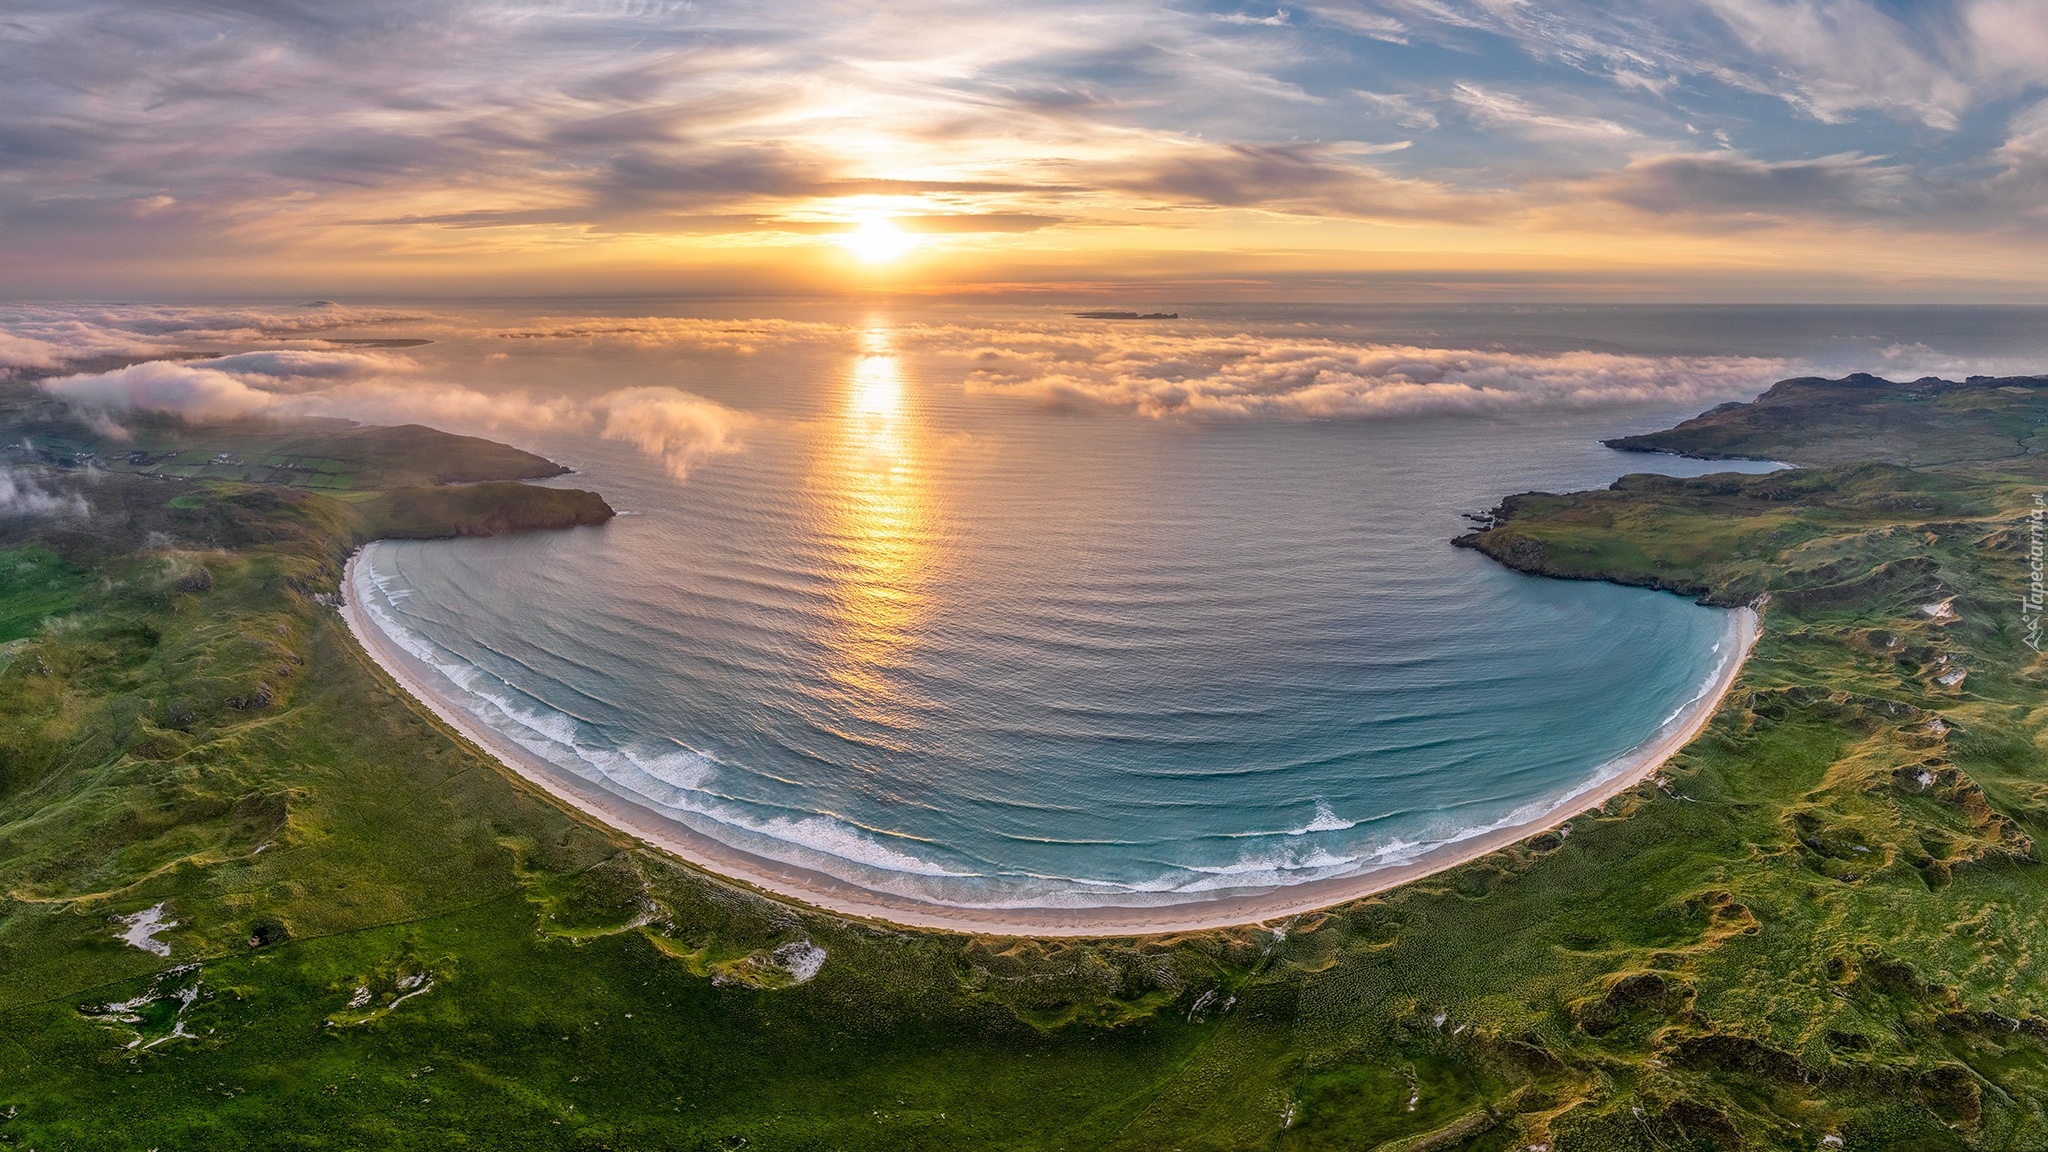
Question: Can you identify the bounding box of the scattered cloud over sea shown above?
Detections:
[37,350,581,439]
[37,351,745,481]
[10,304,752,479]
[600,387,750,480]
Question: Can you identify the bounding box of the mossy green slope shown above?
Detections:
[3,377,2047,1149]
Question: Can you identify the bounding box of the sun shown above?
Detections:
[838,217,916,264]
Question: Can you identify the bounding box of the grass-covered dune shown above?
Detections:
[3,376,2048,1149]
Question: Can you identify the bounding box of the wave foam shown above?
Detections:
[1294,799,1357,834]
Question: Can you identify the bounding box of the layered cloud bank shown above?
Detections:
[0,304,427,372]
[934,330,1783,420]
[473,311,1800,419]
[468,309,2048,418]
[36,350,583,437]
[11,302,2037,492]
[11,304,750,480]
[38,353,746,479]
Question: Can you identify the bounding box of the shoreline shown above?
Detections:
[340,549,1760,938]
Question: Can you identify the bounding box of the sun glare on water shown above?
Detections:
[838,218,916,264]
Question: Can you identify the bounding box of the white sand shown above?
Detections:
[341,551,1760,938]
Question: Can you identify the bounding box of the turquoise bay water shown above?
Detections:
[347,303,1959,912]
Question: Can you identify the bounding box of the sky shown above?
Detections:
[4,0,2047,300]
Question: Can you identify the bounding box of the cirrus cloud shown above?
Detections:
[1576,150,1911,221]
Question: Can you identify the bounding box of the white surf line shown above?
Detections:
[340,548,1760,938]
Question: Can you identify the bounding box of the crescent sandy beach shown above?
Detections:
[341,549,1761,938]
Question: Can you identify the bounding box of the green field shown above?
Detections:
[3,376,2048,1149]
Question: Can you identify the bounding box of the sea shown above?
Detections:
[340,303,2048,911]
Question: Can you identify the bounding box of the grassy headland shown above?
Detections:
[1,374,2046,1149]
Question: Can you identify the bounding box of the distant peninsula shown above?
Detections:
[1071,310,1180,320]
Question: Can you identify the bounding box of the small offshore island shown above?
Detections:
[4,367,2048,1148]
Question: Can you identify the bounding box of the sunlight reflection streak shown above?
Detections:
[811,327,939,734]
